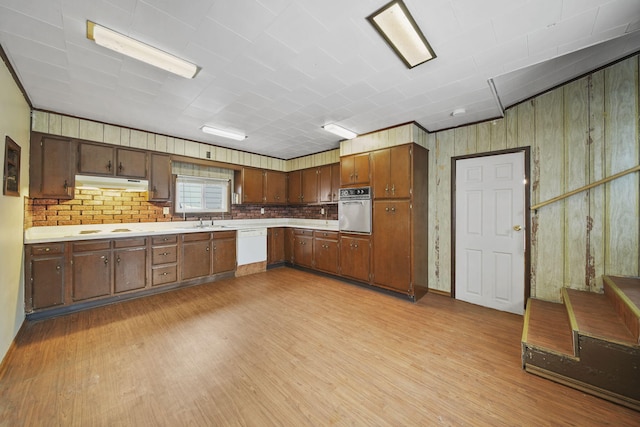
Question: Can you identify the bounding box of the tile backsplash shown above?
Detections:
[24,189,337,229]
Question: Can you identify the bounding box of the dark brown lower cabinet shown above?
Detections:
[313,231,339,275]
[114,238,147,294]
[181,233,212,280]
[372,200,411,293]
[340,234,370,282]
[71,241,112,302]
[26,243,66,311]
[213,231,236,273]
[267,227,286,265]
[25,231,237,317]
[293,229,314,268]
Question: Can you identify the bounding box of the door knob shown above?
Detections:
[513,225,522,231]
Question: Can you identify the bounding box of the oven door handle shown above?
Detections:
[341,201,365,205]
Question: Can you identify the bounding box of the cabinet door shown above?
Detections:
[242,167,265,203]
[372,200,411,292]
[30,134,74,199]
[78,142,114,176]
[213,236,236,273]
[301,168,318,204]
[389,145,412,198]
[330,163,340,202]
[352,152,370,185]
[314,238,339,274]
[293,235,313,268]
[340,235,370,282]
[340,155,354,186]
[318,165,333,203]
[268,227,285,264]
[288,170,302,204]
[284,228,295,262]
[181,239,212,280]
[72,250,112,301]
[30,256,65,310]
[116,148,147,178]
[114,247,147,293]
[265,170,287,204]
[149,153,171,201]
[371,148,391,199]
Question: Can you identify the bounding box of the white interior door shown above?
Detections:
[455,152,525,315]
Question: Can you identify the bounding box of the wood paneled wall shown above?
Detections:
[424,56,639,301]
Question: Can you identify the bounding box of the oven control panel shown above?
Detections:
[339,187,371,200]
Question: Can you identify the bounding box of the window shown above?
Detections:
[175,175,230,214]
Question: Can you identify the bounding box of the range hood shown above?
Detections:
[75,174,149,192]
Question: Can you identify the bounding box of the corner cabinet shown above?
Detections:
[370,143,428,300]
[29,133,75,199]
[234,167,287,204]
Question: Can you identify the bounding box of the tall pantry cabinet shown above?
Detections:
[370,143,428,300]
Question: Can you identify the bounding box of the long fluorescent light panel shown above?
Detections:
[367,0,436,68]
[87,21,199,79]
[201,126,247,141]
[322,124,357,140]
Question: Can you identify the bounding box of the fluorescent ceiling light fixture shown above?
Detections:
[86,21,199,79]
[367,0,436,69]
[322,124,358,140]
[201,126,246,141]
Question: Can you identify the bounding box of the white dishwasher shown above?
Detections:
[236,228,267,265]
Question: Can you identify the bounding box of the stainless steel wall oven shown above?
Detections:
[338,186,371,234]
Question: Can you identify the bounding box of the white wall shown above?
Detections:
[0,56,30,364]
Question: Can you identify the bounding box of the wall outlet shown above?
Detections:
[260,207,265,214]
[162,207,170,215]
[206,151,211,159]
[320,208,325,215]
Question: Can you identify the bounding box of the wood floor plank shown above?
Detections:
[1,268,638,426]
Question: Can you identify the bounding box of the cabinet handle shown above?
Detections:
[354,244,358,248]
[107,160,112,171]
[391,184,395,195]
[391,207,396,213]
[161,252,168,256]
[118,162,123,172]
[162,272,168,276]
[56,265,61,271]
[152,186,157,195]
[63,180,68,191]
[45,247,51,252]
[116,256,121,264]
[206,246,210,251]
[385,185,389,193]
[104,257,109,265]
[385,207,389,212]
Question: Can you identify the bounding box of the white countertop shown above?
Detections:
[24,218,339,244]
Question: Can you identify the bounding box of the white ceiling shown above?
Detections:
[1,0,639,159]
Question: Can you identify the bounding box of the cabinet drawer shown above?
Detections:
[152,245,178,265]
[72,240,110,252]
[114,237,146,248]
[294,228,313,236]
[152,265,177,286]
[314,230,338,240]
[182,232,211,242]
[152,234,177,245]
[213,230,236,239]
[29,243,65,256]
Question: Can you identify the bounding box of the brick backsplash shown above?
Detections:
[24,189,338,228]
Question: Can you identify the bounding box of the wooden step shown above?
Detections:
[563,288,637,347]
[604,275,640,344]
[522,298,575,357]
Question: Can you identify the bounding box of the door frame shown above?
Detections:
[450,147,531,309]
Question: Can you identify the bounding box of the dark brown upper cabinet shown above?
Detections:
[29,133,75,199]
[78,141,147,179]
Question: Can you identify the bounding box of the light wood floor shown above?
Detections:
[1,268,638,426]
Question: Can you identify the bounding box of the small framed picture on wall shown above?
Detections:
[3,136,20,196]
